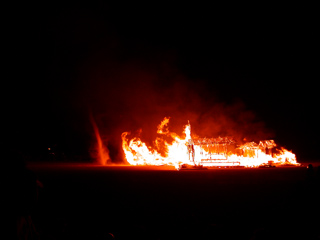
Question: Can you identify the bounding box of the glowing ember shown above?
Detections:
[122,117,299,169]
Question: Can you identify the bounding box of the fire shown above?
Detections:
[122,117,192,169]
[122,117,299,169]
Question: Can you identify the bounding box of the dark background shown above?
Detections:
[28,164,320,240]
[6,2,319,163]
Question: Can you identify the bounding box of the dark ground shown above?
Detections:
[25,163,319,240]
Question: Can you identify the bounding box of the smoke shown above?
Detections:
[12,4,319,163]
[75,56,274,164]
[44,9,273,163]
[32,6,272,164]
[89,112,110,165]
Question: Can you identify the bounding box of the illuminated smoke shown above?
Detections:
[79,58,275,163]
[89,113,110,165]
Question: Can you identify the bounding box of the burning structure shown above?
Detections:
[122,118,299,169]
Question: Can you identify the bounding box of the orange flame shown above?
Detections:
[122,117,299,169]
[122,117,192,169]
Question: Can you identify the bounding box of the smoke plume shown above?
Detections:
[75,56,273,164]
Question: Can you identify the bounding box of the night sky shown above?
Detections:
[7,2,319,163]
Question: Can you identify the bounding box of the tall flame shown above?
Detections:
[122,117,193,169]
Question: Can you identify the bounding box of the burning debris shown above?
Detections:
[122,118,299,170]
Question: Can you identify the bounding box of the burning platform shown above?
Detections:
[122,117,300,169]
